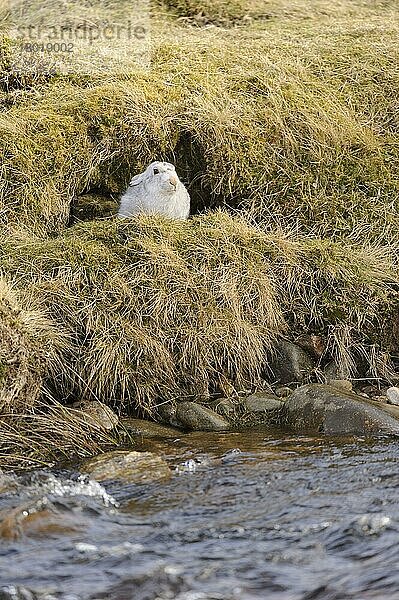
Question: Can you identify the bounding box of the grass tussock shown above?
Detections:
[1,213,284,413]
[0,277,66,412]
[157,0,397,25]
[0,400,128,471]
[1,212,398,417]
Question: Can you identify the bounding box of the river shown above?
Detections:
[0,429,398,599]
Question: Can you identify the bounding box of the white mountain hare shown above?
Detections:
[118,161,190,220]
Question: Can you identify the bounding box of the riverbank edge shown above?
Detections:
[1,213,398,470]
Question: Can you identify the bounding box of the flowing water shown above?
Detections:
[0,429,398,600]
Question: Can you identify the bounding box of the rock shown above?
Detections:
[275,386,292,398]
[0,498,83,540]
[243,393,283,413]
[239,393,284,426]
[156,402,179,426]
[81,450,171,483]
[121,418,181,438]
[328,379,353,393]
[386,387,399,406]
[324,360,351,382]
[72,400,118,430]
[282,383,399,436]
[269,340,315,384]
[70,193,118,222]
[207,398,236,417]
[175,402,230,431]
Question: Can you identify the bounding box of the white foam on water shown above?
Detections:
[172,592,226,600]
[175,459,198,474]
[175,455,214,474]
[27,473,119,507]
[355,514,391,535]
[75,540,143,557]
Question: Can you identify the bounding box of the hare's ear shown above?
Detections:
[129,171,146,187]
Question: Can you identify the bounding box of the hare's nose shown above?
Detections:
[169,175,178,188]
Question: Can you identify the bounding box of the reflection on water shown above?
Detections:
[0,429,398,599]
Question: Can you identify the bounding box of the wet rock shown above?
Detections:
[70,193,118,222]
[0,498,83,540]
[386,387,399,406]
[121,418,181,438]
[72,400,118,430]
[243,393,283,413]
[81,450,171,483]
[0,586,41,600]
[270,340,315,384]
[328,379,353,393]
[282,383,399,436]
[275,386,292,398]
[175,402,230,431]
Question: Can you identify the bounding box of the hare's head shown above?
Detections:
[129,161,181,196]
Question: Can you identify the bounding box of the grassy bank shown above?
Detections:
[1,0,399,237]
[1,0,399,467]
[1,213,399,466]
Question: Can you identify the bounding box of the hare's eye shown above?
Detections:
[153,167,159,175]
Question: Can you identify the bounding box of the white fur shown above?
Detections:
[118,161,190,220]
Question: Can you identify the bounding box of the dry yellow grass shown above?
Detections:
[0,210,398,468]
[0,277,66,412]
[1,0,399,467]
[0,399,128,471]
[2,212,398,413]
